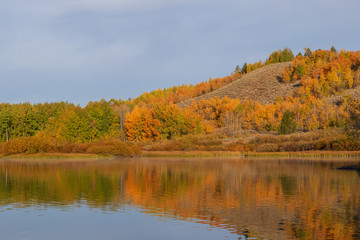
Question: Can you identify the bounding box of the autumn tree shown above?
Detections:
[224,105,243,137]
[124,106,160,142]
[152,103,201,139]
[190,97,240,128]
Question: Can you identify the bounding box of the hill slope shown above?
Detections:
[178,62,295,107]
[326,86,360,104]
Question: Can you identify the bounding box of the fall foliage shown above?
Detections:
[0,48,359,154]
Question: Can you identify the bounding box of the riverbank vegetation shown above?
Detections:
[0,47,359,157]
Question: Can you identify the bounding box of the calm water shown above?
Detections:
[0,158,359,240]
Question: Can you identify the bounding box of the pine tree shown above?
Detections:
[241,63,247,74]
[304,48,312,57]
[278,110,297,135]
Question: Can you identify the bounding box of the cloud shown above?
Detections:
[3,0,220,17]
[1,31,146,71]
[0,0,359,105]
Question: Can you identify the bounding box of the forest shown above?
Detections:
[0,47,359,156]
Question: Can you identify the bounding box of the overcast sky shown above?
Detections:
[1,0,359,105]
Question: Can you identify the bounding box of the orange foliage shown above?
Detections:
[189,97,240,127]
[132,72,241,105]
[284,49,360,98]
[124,106,161,142]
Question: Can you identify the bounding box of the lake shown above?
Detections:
[0,158,359,240]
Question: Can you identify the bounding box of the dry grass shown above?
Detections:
[145,133,225,151]
[141,150,360,159]
[144,128,360,154]
[1,153,112,160]
[179,62,295,107]
[249,129,360,152]
[244,151,360,159]
[142,151,243,158]
[326,85,360,104]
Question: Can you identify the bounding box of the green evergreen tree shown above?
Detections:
[241,63,247,74]
[278,110,297,135]
[304,48,312,57]
[330,46,337,53]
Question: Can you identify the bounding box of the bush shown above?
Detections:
[255,143,279,152]
[0,134,141,157]
[86,139,141,156]
[148,133,224,151]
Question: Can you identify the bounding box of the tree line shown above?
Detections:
[0,48,359,155]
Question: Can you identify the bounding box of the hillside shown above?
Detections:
[326,85,360,104]
[178,62,295,107]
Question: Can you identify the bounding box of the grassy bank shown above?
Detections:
[142,150,360,159]
[243,151,360,158]
[1,150,360,160]
[1,153,115,160]
[142,151,244,158]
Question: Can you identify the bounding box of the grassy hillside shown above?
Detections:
[179,62,294,107]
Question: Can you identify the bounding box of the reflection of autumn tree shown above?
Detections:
[0,159,358,239]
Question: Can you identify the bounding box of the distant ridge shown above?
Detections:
[178,62,296,107]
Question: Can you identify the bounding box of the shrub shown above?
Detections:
[0,134,141,157]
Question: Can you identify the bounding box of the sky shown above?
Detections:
[1,0,360,106]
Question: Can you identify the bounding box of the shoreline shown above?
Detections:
[0,153,115,160]
[0,151,360,161]
[142,150,360,158]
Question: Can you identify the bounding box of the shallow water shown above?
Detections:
[0,158,359,240]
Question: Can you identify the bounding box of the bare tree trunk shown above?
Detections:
[5,127,9,142]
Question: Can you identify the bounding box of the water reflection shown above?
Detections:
[0,158,359,239]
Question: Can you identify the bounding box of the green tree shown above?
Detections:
[304,48,312,57]
[55,107,92,143]
[0,104,13,141]
[241,63,248,74]
[266,48,294,64]
[278,110,297,135]
[330,46,337,53]
[85,100,118,139]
